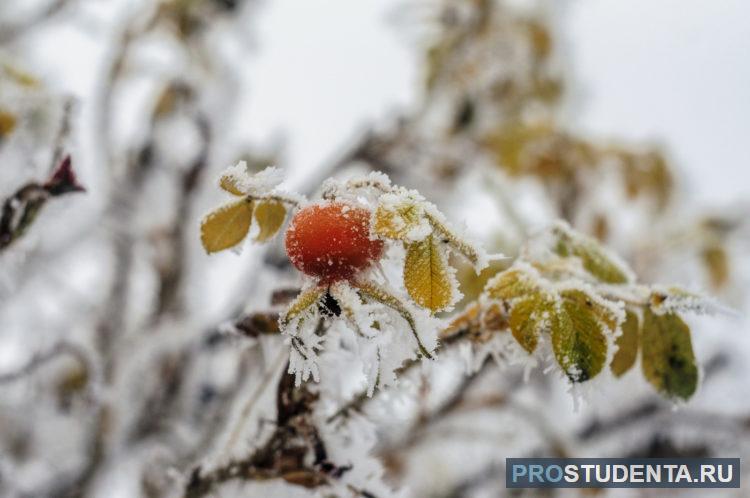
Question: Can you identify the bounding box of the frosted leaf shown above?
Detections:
[525,221,635,284]
[252,200,286,242]
[373,191,432,242]
[482,260,625,383]
[641,308,698,400]
[403,234,460,313]
[321,171,393,203]
[218,163,284,197]
[551,288,615,382]
[344,171,394,197]
[554,280,625,328]
[484,261,545,302]
[360,170,393,189]
[200,199,254,253]
[421,200,495,272]
[484,262,555,354]
[649,285,731,316]
[279,286,326,332]
[610,308,640,377]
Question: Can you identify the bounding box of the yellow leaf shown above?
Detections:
[701,243,729,289]
[0,109,16,138]
[484,267,552,353]
[484,267,538,301]
[508,294,549,353]
[404,234,454,312]
[454,257,506,307]
[482,122,554,176]
[2,63,39,88]
[200,199,254,253]
[641,308,698,400]
[611,309,639,377]
[219,172,246,196]
[253,200,286,242]
[373,200,426,241]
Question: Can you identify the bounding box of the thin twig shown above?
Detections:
[0,341,92,385]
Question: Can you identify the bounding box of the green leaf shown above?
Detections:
[253,200,286,242]
[403,234,454,312]
[553,225,631,284]
[200,199,254,253]
[483,266,623,382]
[641,308,698,400]
[552,290,611,382]
[611,309,639,377]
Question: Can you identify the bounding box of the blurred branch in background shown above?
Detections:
[0,0,72,44]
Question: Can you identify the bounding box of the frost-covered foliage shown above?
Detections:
[202,166,489,392]
[469,222,713,398]
[2,1,750,498]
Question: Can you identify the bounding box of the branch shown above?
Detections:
[0,341,93,385]
[183,367,353,498]
[0,0,71,44]
[153,111,211,318]
[0,155,85,251]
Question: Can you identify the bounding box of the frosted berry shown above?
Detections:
[285,202,384,283]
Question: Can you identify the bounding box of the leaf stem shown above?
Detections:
[352,280,434,359]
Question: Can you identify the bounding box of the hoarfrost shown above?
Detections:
[220,162,284,196]
[286,316,325,387]
[650,285,735,316]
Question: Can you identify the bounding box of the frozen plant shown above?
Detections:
[2,1,746,497]
[202,166,715,403]
[201,166,494,392]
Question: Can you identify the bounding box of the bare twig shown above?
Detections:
[0,155,85,251]
[153,112,211,318]
[183,367,353,498]
[0,341,92,385]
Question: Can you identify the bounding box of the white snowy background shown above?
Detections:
[1,0,749,496]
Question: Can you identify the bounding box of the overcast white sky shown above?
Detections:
[246,0,750,204]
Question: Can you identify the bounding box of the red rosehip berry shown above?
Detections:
[285,202,384,283]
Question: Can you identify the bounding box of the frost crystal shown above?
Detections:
[219,162,284,196]
[649,285,731,316]
[286,317,325,387]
